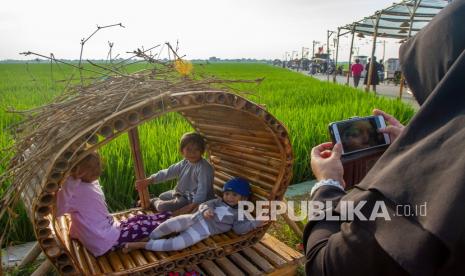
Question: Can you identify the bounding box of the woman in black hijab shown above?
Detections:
[304,1,465,275]
[363,57,380,91]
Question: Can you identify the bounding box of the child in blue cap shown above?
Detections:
[123,177,266,252]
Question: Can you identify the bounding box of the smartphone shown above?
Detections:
[329,115,390,155]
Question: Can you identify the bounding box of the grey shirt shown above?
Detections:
[150,158,215,204]
[194,198,262,235]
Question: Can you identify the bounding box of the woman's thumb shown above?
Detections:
[331,143,343,159]
[379,126,398,135]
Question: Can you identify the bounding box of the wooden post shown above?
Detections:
[399,73,405,99]
[398,0,420,100]
[333,28,341,83]
[281,199,304,239]
[128,128,150,209]
[346,25,356,86]
[365,12,381,93]
[281,214,304,239]
[324,30,332,82]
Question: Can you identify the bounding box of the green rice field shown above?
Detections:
[0,62,415,243]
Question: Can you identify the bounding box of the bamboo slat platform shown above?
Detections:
[56,210,301,275]
[177,233,304,276]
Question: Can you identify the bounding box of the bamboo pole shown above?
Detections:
[60,264,76,275]
[71,240,90,274]
[191,120,263,135]
[96,255,113,273]
[213,158,278,182]
[41,237,57,248]
[31,260,53,276]
[196,252,207,262]
[44,246,61,259]
[187,253,199,265]
[346,24,356,85]
[128,128,150,209]
[333,28,341,83]
[281,214,303,239]
[58,217,72,250]
[162,261,175,271]
[213,164,274,190]
[327,30,331,81]
[129,250,148,266]
[365,12,381,93]
[205,249,215,259]
[215,248,225,258]
[117,251,136,269]
[210,155,282,177]
[398,0,420,99]
[142,250,158,263]
[17,242,42,268]
[209,143,282,159]
[212,148,281,168]
[107,251,125,272]
[210,235,223,244]
[211,155,280,178]
[205,136,278,152]
[82,246,102,275]
[194,123,271,138]
[154,251,169,260]
[200,130,276,144]
[399,73,405,98]
[204,237,218,247]
[175,256,189,267]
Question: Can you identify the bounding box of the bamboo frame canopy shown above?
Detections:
[340,0,450,39]
[0,59,293,275]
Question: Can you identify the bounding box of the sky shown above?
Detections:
[1,0,402,61]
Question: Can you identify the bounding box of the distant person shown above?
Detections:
[351,59,364,88]
[378,59,385,82]
[364,57,380,91]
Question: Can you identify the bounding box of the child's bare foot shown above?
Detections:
[122,241,147,253]
[122,243,132,254]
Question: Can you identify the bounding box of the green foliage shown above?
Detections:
[196,63,414,180]
[0,62,414,243]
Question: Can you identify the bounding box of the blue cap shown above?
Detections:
[223,177,251,197]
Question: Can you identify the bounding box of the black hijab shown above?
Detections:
[348,0,465,272]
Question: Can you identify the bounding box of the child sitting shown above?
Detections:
[136,132,215,215]
[56,152,171,257]
[124,178,266,252]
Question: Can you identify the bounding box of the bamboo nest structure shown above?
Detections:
[0,59,293,275]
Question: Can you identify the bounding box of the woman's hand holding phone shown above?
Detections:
[373,109,405,143]
[310,142,345,187]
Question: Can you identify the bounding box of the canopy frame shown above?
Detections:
[334,0,449,94]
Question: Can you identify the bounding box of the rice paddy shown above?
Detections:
[0,62,415,243]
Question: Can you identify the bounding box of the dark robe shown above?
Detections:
[363,61,380,85]
[304,1,465,275]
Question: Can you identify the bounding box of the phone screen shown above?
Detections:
[333,116,389,154]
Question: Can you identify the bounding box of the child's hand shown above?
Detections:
[203,208,214,219]
[135,178,152,191]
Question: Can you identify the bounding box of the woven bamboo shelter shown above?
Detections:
[1,60,293,275]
